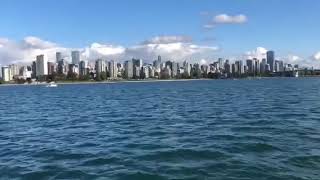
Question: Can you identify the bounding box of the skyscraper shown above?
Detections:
[267,51,275,72]
[71,51,80,64]
[1,66,10,82]
[79,61,88,76]
[108,60,117,78]
[47,62,56,75]
[95,59,106,74]
[246,59,254,74]
[58,59,68,75]
[124,60,133,79]
[36,55,48,77]
[172,62,178,78]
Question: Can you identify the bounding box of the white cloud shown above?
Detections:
[313,52,320,60]
[125,39,219,62]
[0,36,219,65]
[82,43,125,60]
[142,36,192,45]
[203,13,248,29]
[244,47,268,60]
[214,14,248,24]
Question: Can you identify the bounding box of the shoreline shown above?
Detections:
[1,76,320,87]
[0,78,213,87]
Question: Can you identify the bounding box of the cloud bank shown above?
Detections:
[0,36,219,65]
[204,14,248,29]
[0,36,319,68]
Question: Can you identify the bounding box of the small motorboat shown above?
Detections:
[46,82,58,87]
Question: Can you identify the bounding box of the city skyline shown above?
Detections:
[1,50,304,83]
[0,0,320,67]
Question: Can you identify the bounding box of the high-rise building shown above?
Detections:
[275,60,280,72]
[218,58,224,70]
[19,66,32,79]
[184,61,191,77]
[31,61,37,78]
[68,64,79,74]
[267,51,275,72]
[246,59,254,74]
[254,58,260,74]
[235,61,243,75]
[232,63,237,74]
[95,59,106,74]
[108,60,117,78]
[79,61,88,76]
[224,60,231,75]
[56,52,62,63]
[124,60,133,79]
[71,51,80,64]
[58,59,68,75]
[172,62,178,78]
[132,58,143,69]
[36,55,48,77]
[9,64,19,77]
[260,58,267,73]
[132,58,142,78]
[1,66,10,82]
[142,66,149,79]
[47,62,56,75]
[148,66,155,78]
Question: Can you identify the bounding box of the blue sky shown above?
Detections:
[0,0,320,65]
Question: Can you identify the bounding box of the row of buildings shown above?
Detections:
[1,50,301,82]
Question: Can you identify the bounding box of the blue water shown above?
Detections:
[0,78,320,180]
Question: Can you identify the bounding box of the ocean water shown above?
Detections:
[0,78,320,180]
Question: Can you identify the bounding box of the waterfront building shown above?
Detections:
[218,58,224,71]
[193,63,201,78]
[19,66,32,79]
[232,63,237,75]
[267,51,275,72]
[1,66,10,82]
[47,62,56,75]
[161,66,171,79]
[134,66,140,79]
[246,59,254,74]
[254,58,260,74]
[58,59,68,75]
[201,64,209,76]
[142,66,149,79]
[260,58,267,73]
[71,51,80,65]
[148,66,155,78]
[124,60,133,79]
[172,62,178,78]
[36,55,48,77]
[132,58,143,69]
[265,64,271,72]
[275,60,280,72]
[235,61,244,75]
[68,64,79,74]
[31,61,36,78]
[184,61,191,77]
[224,60,231,74]
[9,64,19,77]
[79,61,88,76]
[279,61,284,72]
[108,60,117,78]
[95,59,106,74]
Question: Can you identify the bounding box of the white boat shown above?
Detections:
[46,82,58,87]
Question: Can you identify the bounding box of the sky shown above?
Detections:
[0,0,320,67]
